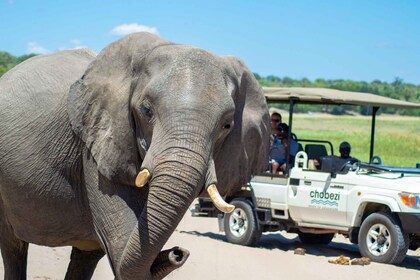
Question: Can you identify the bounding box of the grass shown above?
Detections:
[282,113,420,167]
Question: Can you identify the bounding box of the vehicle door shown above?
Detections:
[288,169,350,227]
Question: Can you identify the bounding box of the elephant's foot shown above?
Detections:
[150,246,190,279]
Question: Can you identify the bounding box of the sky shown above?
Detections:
[1,0,419,84]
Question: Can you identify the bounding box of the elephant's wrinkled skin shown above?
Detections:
[0,32,269,279]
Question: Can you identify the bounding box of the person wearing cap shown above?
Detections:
[278,123,299,171]
[333,141,359,171]
[339,141,352,159]
[315,141,358,171]
[269,122,298,173]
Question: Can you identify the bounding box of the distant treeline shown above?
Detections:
[1,51,419,116]
[0,51,37,77]
[255,74,420,116]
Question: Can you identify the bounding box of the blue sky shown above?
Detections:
[1,0,419,84]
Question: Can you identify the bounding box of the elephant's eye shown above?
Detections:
[141,105,153,118]
[223,121,234,131]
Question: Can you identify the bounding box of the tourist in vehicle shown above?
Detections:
[330,141,360,171]
[314,141,359,171]
[270,112,282,135]
[269,113,283,173]
[277,123,299,172]
[338,141,354,160]
[270,122,298,173]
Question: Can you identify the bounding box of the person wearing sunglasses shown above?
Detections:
[270,112,282,135]
[269,113,294,173]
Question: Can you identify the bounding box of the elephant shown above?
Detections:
[0,32,269,279]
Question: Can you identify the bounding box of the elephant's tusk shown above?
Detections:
[135,169,151,188]
[207,184,235,213]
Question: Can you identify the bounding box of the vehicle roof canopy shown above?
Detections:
[263,87,420,109]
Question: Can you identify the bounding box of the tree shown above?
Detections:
[254,73,420,116]
[0,65,6,76]
[0,51,37,77]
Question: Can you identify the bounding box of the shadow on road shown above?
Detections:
[179,230,420,269]
[258,233,360,257]
[179,230,227,242]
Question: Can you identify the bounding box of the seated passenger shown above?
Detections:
[319,141,359,172]
[338,141,356,161]
[270,112,282,135]
[270,123,298,173]
[269,113,282,173]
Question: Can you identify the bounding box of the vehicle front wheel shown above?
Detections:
[358,212,409,264]
[224,199,261,246]
[298,231,335,245]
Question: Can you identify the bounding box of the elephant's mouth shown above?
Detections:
[135,169,234,213]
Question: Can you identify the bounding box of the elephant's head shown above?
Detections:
[67,32,269,278]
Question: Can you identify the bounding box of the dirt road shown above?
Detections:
[1,209,419,279]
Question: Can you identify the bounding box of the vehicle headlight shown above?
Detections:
[399,192,420,209]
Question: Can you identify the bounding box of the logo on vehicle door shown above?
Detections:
[309,190,340,207]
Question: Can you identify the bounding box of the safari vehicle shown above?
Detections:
[191,87,420,265]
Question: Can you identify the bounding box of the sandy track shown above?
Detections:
[1,209,419,279]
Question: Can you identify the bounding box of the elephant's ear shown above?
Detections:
[215,56,270,196]
[68,32,173,185]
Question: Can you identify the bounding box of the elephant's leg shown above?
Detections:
[64,247,105,280]
[0,204,29,280]
[0,238,28,280]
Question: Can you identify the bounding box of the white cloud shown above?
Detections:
[110,23,159,36]
[58,39,88,51]
[27,42,49,54]
[70,38,87,49]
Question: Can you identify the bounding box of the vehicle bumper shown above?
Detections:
[397,213,420,233]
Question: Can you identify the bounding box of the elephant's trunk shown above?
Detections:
[150,247,190,279]
[136,170,233,213]
[118,150,205,279]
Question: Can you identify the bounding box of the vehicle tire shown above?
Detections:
[358,212,409,264]
[298,231,335,245]
[224,198,262,246]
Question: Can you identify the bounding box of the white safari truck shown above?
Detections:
[192,87,420,265]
